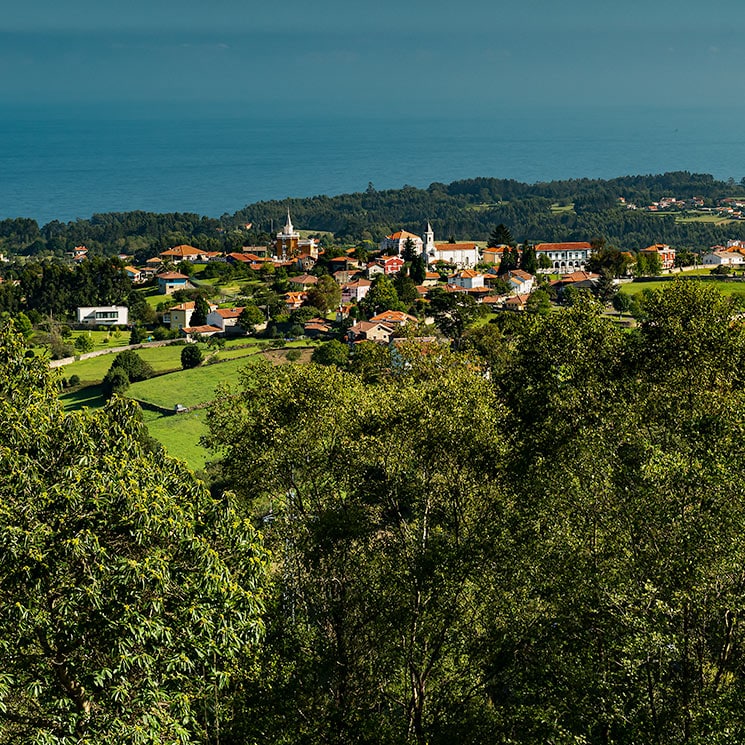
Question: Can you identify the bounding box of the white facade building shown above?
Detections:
[76,306,129,326]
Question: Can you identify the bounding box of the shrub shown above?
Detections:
[181,344,203,369]
[74,334,95,353]
[102,367,130,398]
[286,349,302,362]
[109,350,155,382]
[69,374,81,387]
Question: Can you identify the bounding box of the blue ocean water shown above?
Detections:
[1,104,744,225]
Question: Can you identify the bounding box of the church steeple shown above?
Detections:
[284,209,294,235]
[423,220,435,253]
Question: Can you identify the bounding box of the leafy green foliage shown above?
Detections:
[0,323,267,743]
[311,339,350,368]
[180,343,203,369]
[108,349,155,383]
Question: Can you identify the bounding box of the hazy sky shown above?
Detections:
[2,0,744,113]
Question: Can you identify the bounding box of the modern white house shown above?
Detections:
[76,306,129,326]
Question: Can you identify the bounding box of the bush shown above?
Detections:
[285,349,302,362]
[109,350,155,382]
[68,374,81,387]
[74,334,95,353]
[102,367,130,398]
[311,340,350,368]
[129,327,145,345]
[181,344,203,369]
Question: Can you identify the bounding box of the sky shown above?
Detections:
[2,0,745,114]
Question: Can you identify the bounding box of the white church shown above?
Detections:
[381,223,480,268]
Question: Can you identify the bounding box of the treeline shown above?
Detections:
[3,172,745,259]
[0,256,132,318]
[227,172,745,248]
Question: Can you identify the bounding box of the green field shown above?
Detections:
[127,354,260,409]
[59,343,193,384]
[620,278,745,297]
[651,210,736,225]
[141,409,212,471]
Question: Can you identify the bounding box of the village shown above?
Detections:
[68,210,745,350]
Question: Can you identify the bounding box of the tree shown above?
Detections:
[102,366,129,398]
[393,273,419,307]
[238,303,265,333]
[428,288,482,347]
[181,343,203,369]
[499,245,519,273]
[191,294,210,327]
[311,339,350,368]
[526,288,551,314]
[594,268,618,304]
[612,290,633,314]
[360,274,402,317]
[127,290,157,326]
[636,250,662,276]
[0,323,267,743]
[107,349,154,382]
[205,359,509,745]
[74,333,95,354]
[15,312,33,339]
[409,254,428,285]
[401,237,418,263]
[520,242,538,274]
[305,275,342,314]
[487,223,513,248]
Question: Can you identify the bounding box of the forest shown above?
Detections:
[2,172,745,260]
[3,280,745,744]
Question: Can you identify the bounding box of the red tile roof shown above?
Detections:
[534,242,592,251]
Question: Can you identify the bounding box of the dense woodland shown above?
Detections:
[2,172,745,261]
[4,281,745,743]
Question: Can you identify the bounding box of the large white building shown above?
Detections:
[379,230,424,256]
[534,242,594,273]
[423,223,480,268]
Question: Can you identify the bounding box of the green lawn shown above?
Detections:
[620,278,745,297]
[60,383,107,411]
[127,354,260,410]
[140,409,212,471]
[60,343,197,385]
[550,203,575,214]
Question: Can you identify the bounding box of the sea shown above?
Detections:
[2,103,745,226]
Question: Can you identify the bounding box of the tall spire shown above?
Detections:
[284,208,294,235]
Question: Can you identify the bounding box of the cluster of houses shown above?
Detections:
[74,212,745,344]
[701,240,745,266]
[73,215,609,337]
[619,194,745,221]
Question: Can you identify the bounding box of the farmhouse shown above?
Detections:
[157,272,191,295]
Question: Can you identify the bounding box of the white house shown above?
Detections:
[534,242,594,273]
[342,278,372,303]
[448,269,485,290]
[380,230,424,256]
[505,270,535,295]
[76,306,129,326]
[206,307,245,333]
[702,250,745,267]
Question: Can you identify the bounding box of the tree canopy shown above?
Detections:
[0,324,267,743]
